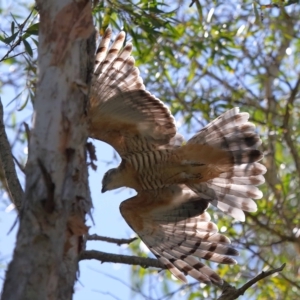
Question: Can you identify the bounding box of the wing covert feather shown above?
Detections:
[89,90,176,156]
[89,28,176,156]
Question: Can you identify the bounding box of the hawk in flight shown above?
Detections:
[88,29,266,284]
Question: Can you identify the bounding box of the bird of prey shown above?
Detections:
[88,28,266,284]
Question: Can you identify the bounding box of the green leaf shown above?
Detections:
[11,21,15,35]
[1,32,19,45]
[17,93,29,111]
[253,2,262,25]
[25,23,39,36]
[22,38,33,57]
[31,37,38,47]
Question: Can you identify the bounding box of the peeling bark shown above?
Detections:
[1,1,94,299]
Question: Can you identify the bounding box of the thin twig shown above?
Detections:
[217,264,286,300]
[12,155,25,173]
[189,0,196,7]
[282,75,300,180]
[86,234,137,245]
[282,76,300,129]
[0,9,35,63]
[90,268,152,300]
[2,50,28,61]
[0,100,24,210]
[242,244,300,290]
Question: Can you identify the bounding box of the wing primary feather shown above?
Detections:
[120,190,240,284]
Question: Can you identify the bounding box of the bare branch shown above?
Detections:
[79,250,164,269]
[0,100,24,211]
[86,234,137,245]
[81,250,286,299]
[217,264,286,300]
[282,74,300,126]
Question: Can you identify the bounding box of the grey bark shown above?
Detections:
[0,101,24,211]
[1,0,94,299]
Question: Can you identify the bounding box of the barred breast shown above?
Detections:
[124,149,175,190]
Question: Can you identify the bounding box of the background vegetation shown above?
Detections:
[0,0,300,299]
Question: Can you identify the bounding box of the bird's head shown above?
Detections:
[101,168,121,193]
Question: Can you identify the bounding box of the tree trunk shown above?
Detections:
[1,1,94,299]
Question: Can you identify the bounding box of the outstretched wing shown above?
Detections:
[89,28,176,157]
[120,185,238,284]
[187,107,266,221]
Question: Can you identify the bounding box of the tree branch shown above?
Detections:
[86,234,137,245]
[217,264,286,300]
[79,250,164,269]
[0,100,24,211]
[81,250,285,299]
